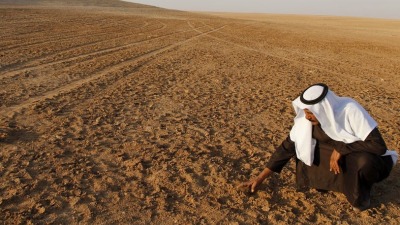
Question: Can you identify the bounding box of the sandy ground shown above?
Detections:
[1,0,400,224]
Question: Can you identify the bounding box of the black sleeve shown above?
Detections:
[266,135,296,173]
[327,127,387,156]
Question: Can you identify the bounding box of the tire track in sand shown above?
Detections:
[0,25,226,118]
[0,24,201,81]
[0,21,167,73]
[0,20,151,52]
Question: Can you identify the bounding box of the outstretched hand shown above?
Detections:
[237,178,263,193]
[237,168,273,193]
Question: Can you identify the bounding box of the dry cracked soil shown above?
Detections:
[0,0,400,224]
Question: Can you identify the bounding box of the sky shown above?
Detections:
[125,0,400,19]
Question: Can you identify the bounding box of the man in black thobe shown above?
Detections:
[239,83,396,211]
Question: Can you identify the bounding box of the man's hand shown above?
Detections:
[330,149,341,174]
[237,178,263,193]
[237,168,273,193]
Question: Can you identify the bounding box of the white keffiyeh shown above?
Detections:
[289,84,397,166]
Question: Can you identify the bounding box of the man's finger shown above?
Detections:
[251,182,257,193]
[237,182,250,191]
[334,163,340,174]
[238,182,247,188]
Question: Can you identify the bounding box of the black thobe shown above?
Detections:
[266,125,393,207]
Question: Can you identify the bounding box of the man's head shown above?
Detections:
[296,83,328,126]
[303,109,319,125]
[300,83,329,105]
[292,83,328,126]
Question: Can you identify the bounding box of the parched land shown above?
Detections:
[1,0,399,224]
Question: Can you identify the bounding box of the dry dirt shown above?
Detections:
[1,0,400,224]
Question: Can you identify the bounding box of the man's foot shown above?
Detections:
[315,188,328,193]
[353,197,371,212]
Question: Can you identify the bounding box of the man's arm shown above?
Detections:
[328,127,387,156]
[266,135,297,172]
[238,135,296,192]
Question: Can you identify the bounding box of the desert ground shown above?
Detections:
[1,0,399,224]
